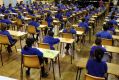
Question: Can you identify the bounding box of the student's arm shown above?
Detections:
[52,38,60,44]
[34,48,43,58]
[108,33,112,39]
[6,31,13,41]
[96,32,101,37]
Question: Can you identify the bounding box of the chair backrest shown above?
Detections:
[27,25,36,34]
[75,27,85,32]
[16,18,22,25]
[62,33,73,39]
[85,74,105,80]
[101,38,113,46]
[0,34,10,45]
[23,55,41,68]
[41,20,48,25]
[38,43,50,49]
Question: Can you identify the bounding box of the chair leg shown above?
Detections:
[76,67,79,80]
[0,49,3,66]
[14,45,17,52]
[40,69,42,80]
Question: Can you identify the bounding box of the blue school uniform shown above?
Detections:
[108,27,115,34]
[63,28,76,34]
[45,16,53,27]
[66,11,72,17]
[0,30,14,43]
[28,21,40,32]
[55,13,63,21]
[86,58,107,77]
[90,46,106,57]
[78,22,89,32]
[109,19,118,26]
[85,15,90,23]
[43,36,60,50]
[1,19,12,24]
[96,31,112,39]
[21,47,43,57]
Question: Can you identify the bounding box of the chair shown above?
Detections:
[62,33,73,39]
[21,55,42,80]
[27,25,37,34]
[101,38,113,46]
[85,74,105,80]
[0,34,17,65]
[41,20,48,25]
[16,18,24,30]
[38,43,50,49]
[74,27,85,32]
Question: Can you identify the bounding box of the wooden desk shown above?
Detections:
[24,17,31,21]
[0,76,17,80]
[105,45,119,54]
[56,37,75,64]
[8,30,27,48]
[116,29,119,33]
[112,35,119,40]
[53,20,60,36]
[75,58,119,80]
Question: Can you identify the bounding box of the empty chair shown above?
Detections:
[101,38,113,46]
[85,74,105,80]
[62,33,73,39]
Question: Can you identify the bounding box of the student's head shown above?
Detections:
[4,15,8,19]
[9,3,12,7]
[111,11,115,16]
[1,23,7,31]
[82,18,85,22]
[110,16,114,20]
[32,17,35,21]
[94,48,104,62]
[47,12,51,17]
[66,22,71,30]
[107,21,113,28]
[95,37,102,45]
[25,38,35,47]
[103,24,108,31]
[48,31,54,37]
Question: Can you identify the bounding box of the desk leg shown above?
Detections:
[58,54,61,78]
[60,43,62,54]
[89,28,91,43]
[76,67,79,80]
[0,45,3,66]
[20,37,22,49]
[78,68,82,80]
[52,59,55,80]
[20,55,23,80]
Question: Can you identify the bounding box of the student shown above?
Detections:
[0,23,17,53]
[45,12,53,28]
[86,48,107,78]
[84,13,90,23]
[109,16,118,27]
[107,22,116,35]
[66,9,72,17]
[21,38,48,77]
[90,38,107,59]
[1,4,5,13]
[8,4,15,13]
[96,24,112,39]
[63,22,76,54]
[18,12,24,20]
[1,15,12,24]
[28,17,40,40]
[43,31,60,50]
[78,18,89,33]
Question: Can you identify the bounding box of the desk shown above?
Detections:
[116,29,119,33]
[8,30,27,49]
[56,37,75,64]
[53,20,60,36]
[75,58,119,80]
[112,35,119,40]
[105,45,119,54]
[0,76,17,80]
[24,17,31,21]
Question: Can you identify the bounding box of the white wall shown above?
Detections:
[3,0,17,7]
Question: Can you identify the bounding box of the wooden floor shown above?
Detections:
[0,24,119,80]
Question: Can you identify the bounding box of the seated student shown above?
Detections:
[0,23,17,53]
[28,17,40,41]
[8,3,15,13]
[84,13,90,23]
[63,22,76,54]
[96,24,112,39]
[21,38,48,77]
[55,10,64,29]
[78,18,89,33]
[18,12,24,20]
[107,22,116,35]
[109,16,118,27]
[86,48,107,78]
[90,38,109,62]
[45,12,53,29]
[43,31,60,50]
[66,9,72,17]
[1,4,5,13]
[1,15,12,24]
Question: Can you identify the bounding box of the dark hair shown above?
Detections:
[48,31,54,37]
[1,23,7,31]
[95,37,102,45]
[110,16,114,20]
[82,18,85,22]
[107,21,113,28]
[94,48,104,62]
[24,38,35,50]
[4,15,8,19]
[103,24,108,31]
